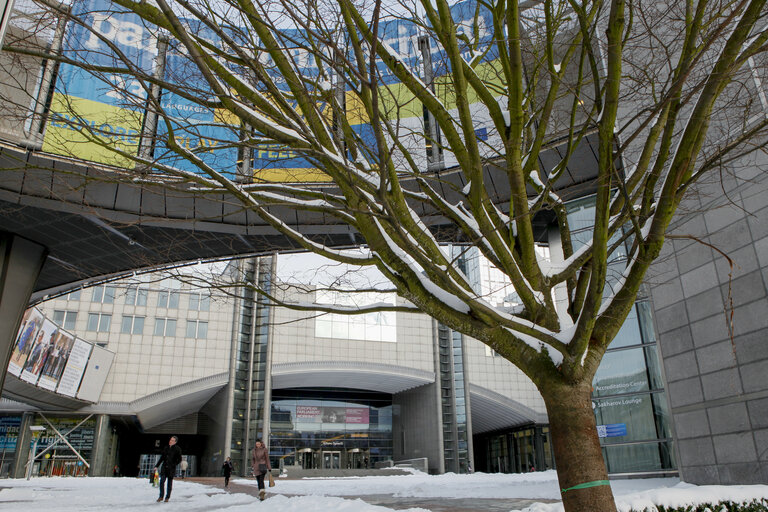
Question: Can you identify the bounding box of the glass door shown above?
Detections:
[322,451,340,469]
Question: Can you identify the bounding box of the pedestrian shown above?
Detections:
[153,435,182,502]
[222,456,234,488]
[180,459,188,479]
[250,439,272,501]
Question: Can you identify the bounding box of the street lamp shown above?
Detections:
[26,426,46,480]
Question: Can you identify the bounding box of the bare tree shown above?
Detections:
[3,0,768,509]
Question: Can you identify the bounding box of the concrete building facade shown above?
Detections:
[647,151,768,485]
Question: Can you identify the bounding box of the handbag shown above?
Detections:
[268,471,275,487]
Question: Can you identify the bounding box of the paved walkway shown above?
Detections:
[186,477,556,512]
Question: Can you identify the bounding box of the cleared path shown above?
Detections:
[185,476,558,512]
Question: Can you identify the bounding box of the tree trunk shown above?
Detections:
[544,381,617,512]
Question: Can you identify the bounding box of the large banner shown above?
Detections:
[34,417,95,452]
[56,338,93,398]
[42,0,155,166]
[8,308,44,376]
[0,416,21,452]
[296,405,369,426]
[6,307,113,403]
[40,0,497,181]
[38,330,77,392]
[20,318,58,385]
[76,344,114,402]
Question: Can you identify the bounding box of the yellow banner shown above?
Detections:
[42,93,142,168]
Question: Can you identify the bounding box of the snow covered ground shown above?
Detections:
[0,470,766,512]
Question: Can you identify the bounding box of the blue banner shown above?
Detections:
[44,0,497,179]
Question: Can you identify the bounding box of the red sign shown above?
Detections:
[345,408,369,424]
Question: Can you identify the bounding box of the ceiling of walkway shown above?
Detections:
[271,361,546,431]
[0,134,600,303]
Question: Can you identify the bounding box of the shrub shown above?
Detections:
[633,499,768,512]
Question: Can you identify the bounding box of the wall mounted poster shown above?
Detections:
[19,318,58,385]
[56,338,92,397]
[7,308,43,376]
[38,330,76,391]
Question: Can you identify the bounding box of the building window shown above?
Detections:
[189,292,210,311]
[157,290,180,309]
[67,290,81,301]
[53,310,78,330]
[91,285,116,304]
[186,320,208,339]
[154,318,177,336]
[314,290,397,342]
[87,313,111,332]
[125,285,148,306]
[121,315,145,334]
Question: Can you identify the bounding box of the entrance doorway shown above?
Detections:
[348,449,368,469]
[322,451,340,469]
[297,449,314,469]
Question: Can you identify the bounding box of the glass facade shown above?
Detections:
[0,415,21,478]
[230,257,273,475]
[568,196,675,474]
[314,290,397,343]
[31,416,95,477]
[475,196,674,476]
[269,388,392,471]
[592,303,675,473]
[434,247,473,474]
[478,426,555,474]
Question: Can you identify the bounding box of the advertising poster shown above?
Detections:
[345,408,370,424]
[76,344,115,403]
[8,308,43,376]
[295,405,369,426]
[42,0,155,166]
[38,330,77,392]
[296,405,322,421]
[39,0,497,182]
[20,319,58,385]
[0,416,21,452]
[56,338,93,397]
[153,20,238,179]
[35,417,95,452]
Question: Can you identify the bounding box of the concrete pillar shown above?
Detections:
[1,0,17,50]
[11,412,35,478]
[89,414,112,477]
[0,233,47,393]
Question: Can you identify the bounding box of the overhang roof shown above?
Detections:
[469,385,548,433]
[0,133,601,303]
[271,361,434,394]
[79,372,229,429]
[272,361,547,432]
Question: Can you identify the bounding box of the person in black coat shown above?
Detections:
[222,456,234,488]
[154,435,182,502]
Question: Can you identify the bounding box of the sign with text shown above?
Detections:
[597,423,628,438]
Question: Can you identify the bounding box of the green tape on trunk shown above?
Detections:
[561,480,610,493]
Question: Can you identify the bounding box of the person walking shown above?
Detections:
[222,456,234,488]
[180,459,188,479]
[250,439,272,501]
[154,435,182,503]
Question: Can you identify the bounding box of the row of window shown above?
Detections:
[68,285,211,310]
[54,310,208,338]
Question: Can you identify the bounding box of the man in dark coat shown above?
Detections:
[154,435,182,502]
